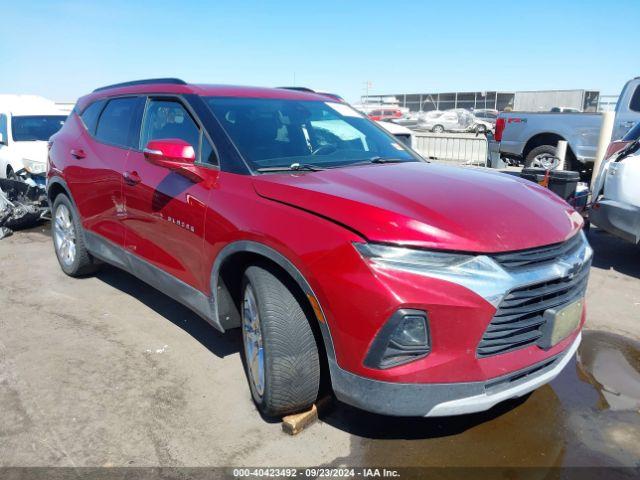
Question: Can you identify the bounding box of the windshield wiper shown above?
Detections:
[256,163,326,173]
[368,156,406,163]
[344,157,408,167]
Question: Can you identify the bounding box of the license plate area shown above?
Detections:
[538,298,583,350]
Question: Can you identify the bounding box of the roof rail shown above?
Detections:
[277,86,316,93]
[93,78,187,93]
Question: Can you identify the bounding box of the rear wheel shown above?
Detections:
[52,194,100,276]
[241,265,320,417]
[432,125,445,134]
[525,145,574,171]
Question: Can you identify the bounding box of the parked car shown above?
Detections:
[0,95,68,187]
[612,77,640,140]
[418,109,492,134]
[472,109,499,126]
[48,78,591,418]
[590,123,640,244]
[368,108,403,121]
[418,110,460,133]
[492,77,640,173]
[493,111,602,171]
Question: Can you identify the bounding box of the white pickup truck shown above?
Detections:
[492,78,640,173]
[590,123,640,244]
[0,95,68,187]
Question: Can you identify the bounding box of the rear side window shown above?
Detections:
[80,100,105,135]
[629,86,640,113]
[96,97,140,148]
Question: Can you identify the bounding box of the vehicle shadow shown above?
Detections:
[95,264,242,359]
[319,394,529,440]
[588,227,640,279]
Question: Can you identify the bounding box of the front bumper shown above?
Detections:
[331,332,581,417]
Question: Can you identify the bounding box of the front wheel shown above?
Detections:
[432,125,445,134]
[241,265,320,417]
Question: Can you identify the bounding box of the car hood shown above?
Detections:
[11,141,48,163]
[252,162,583,253]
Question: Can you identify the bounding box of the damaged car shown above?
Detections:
[47,78,591,418]
[0,178,49,239]
[0,94,68,187]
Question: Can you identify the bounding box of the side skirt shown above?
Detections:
[84,231,221,331]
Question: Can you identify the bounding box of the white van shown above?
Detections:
[0,95,68,186]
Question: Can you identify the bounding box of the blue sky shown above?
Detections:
[1,0,638,103]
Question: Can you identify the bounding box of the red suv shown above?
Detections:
[47,78,592,418]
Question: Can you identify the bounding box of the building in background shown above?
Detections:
[364,89,615,113]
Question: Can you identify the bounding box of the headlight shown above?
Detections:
[354,242,511,306]
[354,242,503,277]
[23,158,46,175]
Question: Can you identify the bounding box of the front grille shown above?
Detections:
[477,262,590,358]
[492,233,584,269]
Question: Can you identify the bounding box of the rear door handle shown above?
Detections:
[123,171,141,186]
[70,148,86,159]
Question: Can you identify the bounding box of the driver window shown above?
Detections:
[141,99,200,153]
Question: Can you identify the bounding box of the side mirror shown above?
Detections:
[143,138,202,182]
[143,138,196,168]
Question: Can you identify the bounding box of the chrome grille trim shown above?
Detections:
[477,261,590,357]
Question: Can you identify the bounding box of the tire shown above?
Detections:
[525,145,574,171]
[241,265,320,417]
[51,194,100,277]
[432,125,444,134]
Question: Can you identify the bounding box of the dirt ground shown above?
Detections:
[1,223,639,469]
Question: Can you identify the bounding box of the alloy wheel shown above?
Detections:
[53,204,76,266]
[531,153,560,170]
[242,284,265,398]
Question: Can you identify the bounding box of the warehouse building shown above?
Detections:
[363,89,604,113]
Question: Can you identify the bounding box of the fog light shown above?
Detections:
[391,315,428,347]
[364,309,431,369]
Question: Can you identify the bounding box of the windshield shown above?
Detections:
[11,115,67,142]
[204,97,419,170]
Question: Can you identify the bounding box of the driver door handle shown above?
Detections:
[123,171,141,186]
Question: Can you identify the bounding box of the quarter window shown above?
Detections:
[80,100,106,135]
[199,133,218,166]
[95,97,140,148]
